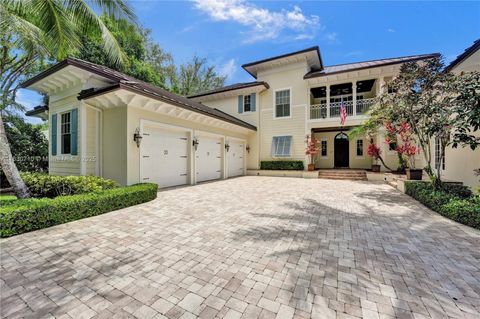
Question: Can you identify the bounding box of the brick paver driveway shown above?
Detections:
[1,177,480,319]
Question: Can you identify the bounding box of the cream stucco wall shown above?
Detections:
[257,62,309,163]
[313,132,372,169]
[442,47,480,190]
[450,49,480,74]
[102,106,128,185]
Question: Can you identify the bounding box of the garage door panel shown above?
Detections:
[140,125,189,188]
[227,140,244,178]
[196,136,222,182]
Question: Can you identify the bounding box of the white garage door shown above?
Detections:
[227,140,244,177]
[140,124,189,188]
[196,135,222,182]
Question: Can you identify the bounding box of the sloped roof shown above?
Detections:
[242,46,323,78]
[22,58,256,131]
[304,53,440,78]
[188,81,269,99]
[444,39,480,72]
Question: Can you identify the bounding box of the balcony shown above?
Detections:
[309,79,380,120]
[310,97,376,120]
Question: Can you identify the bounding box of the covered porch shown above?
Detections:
[311,126,372,170]
[308,77,390,120]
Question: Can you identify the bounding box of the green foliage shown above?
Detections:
[20,172,118,198]
[405,181,479,229]
[260,161,304,171]
[3,115,48,172]
[0,195,17,206]
[170,56,226,96]
[75,15,170,87]
[0,183,158,237]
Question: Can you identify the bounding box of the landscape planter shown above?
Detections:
[406,168,423,180]
[371,164,381,172]
[307,164,315,171]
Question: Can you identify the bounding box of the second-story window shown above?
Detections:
[275,89,290,118]
[243,95,251,112]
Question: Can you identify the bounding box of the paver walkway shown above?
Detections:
[1,177,479,319]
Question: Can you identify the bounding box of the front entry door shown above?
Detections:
[334,133,349,167]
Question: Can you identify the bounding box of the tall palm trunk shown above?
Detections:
[0,113,30,198]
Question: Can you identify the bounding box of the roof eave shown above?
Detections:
[444,40,480,72]
[241,46,322,78]
[79,83,257,131]
[188,82,269,99]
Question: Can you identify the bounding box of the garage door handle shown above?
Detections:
[180,137,187,140]
[216,170,221,173]
[143,155,150,158]
[143,177,150,180]
[216,156,221,158]
[180,156,187,158]
[180,173,187,176]
[143,133,150,136]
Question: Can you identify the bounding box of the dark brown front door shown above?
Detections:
[334,133,349,167]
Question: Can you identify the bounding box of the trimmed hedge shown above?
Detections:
[405,181,479,229]
[0,183,158,237]
[260,161,304,170]
[20,172,118,198]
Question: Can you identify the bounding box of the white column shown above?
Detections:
[80,101,87,175]
[352,81,357,116]
[379,76,385,95]
[326,85,330,118]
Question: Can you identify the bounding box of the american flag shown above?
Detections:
[340,102,347,125]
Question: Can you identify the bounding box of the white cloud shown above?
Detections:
[387,28,396,33]
[325,32,339,44]
[192,0,320,43]
[218,59,237,80]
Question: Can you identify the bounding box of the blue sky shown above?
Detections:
[21,0,480,123]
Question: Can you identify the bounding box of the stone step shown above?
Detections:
[318,170,368,181]
[318,175,368,181]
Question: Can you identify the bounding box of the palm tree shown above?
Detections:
[0,0,136,198]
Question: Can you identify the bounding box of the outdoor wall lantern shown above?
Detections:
[246,144,250,153]
[225,142,230,152]
[133,127,142,148]
[192,137,199,151]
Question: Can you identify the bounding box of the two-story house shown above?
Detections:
[23,46,443,188]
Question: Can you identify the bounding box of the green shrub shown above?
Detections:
[260,161,304,170]
[405,181,479,229]
[441,183,473,199]
[0,183,158,237]
[0,195,17,206]
[20,172,118,198]
[440,197,480,229]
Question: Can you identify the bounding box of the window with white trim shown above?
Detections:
[356,139,364,157]
[275,89,290,118]
[61,111,71,154]
[272,136,292,157]
[243,95,251,112]
[321,140,327,157]
[435,137,445,170]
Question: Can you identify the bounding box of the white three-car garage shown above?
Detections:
[139,120,246,188]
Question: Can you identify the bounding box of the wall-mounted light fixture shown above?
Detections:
[192,137,199,151]
[246,145,250,154]
[133,128,142,148]
[225,142,230,152]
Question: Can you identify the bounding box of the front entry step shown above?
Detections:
[318,169,367,181]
